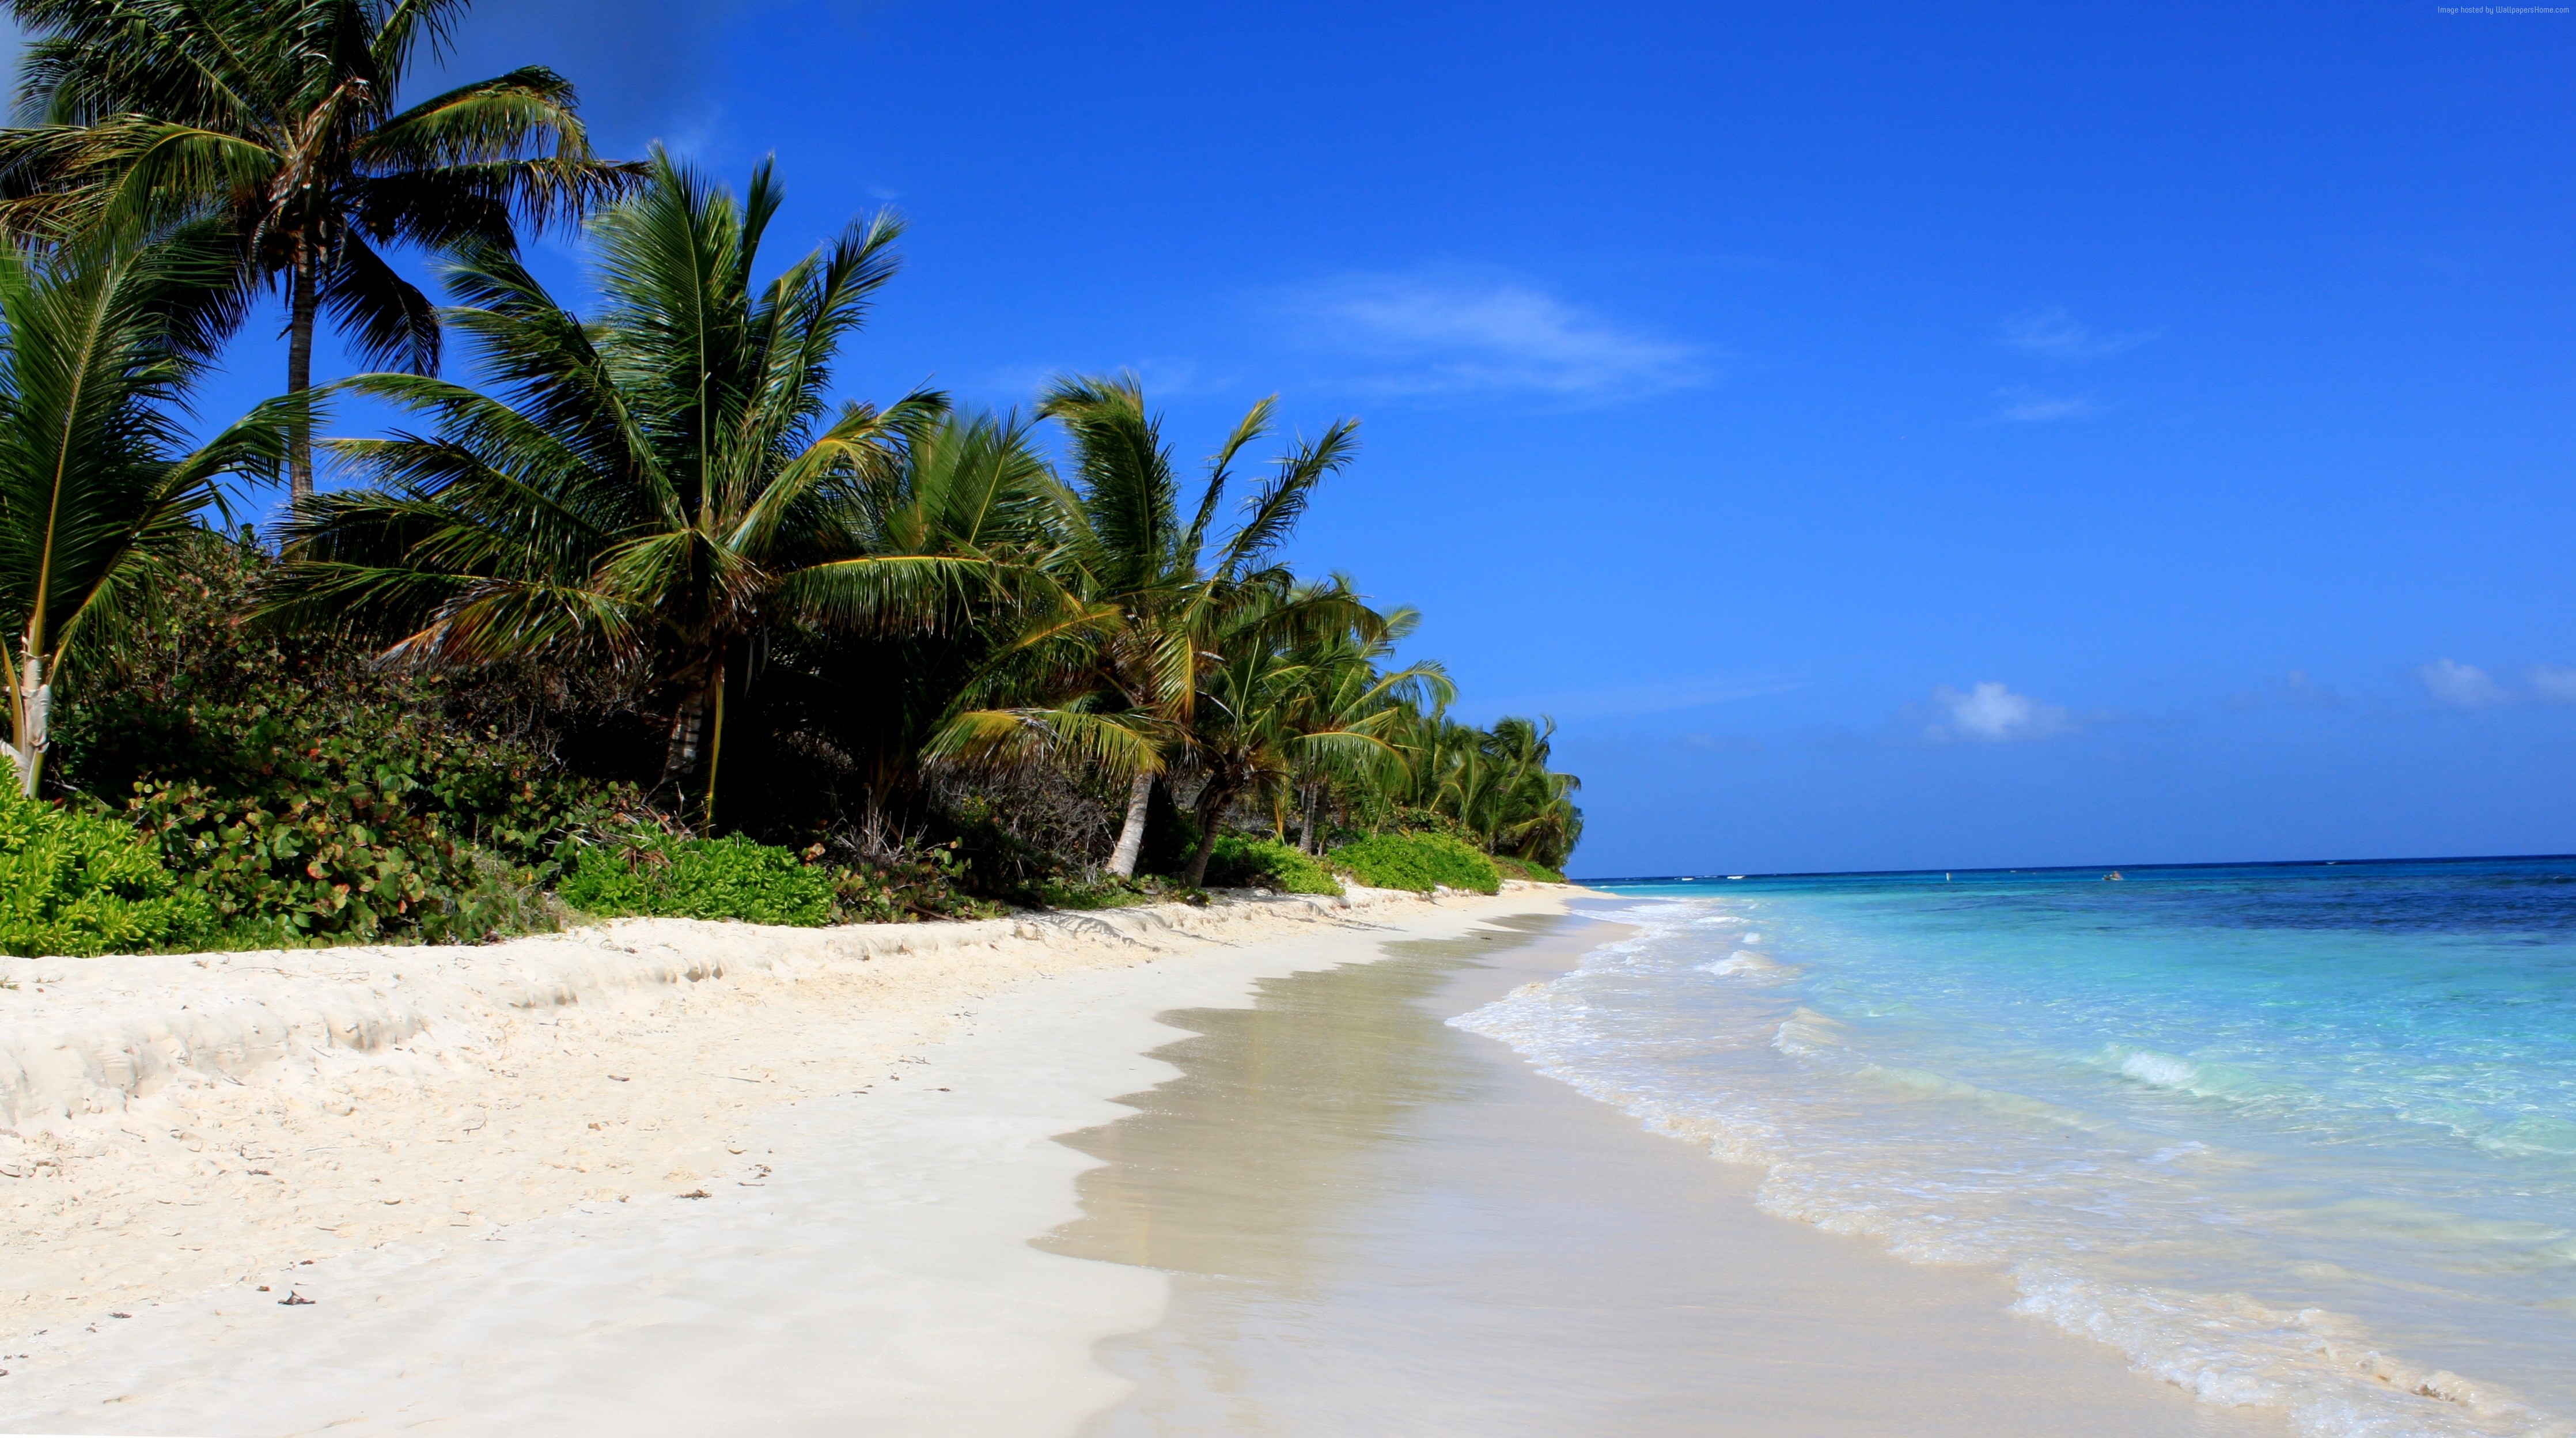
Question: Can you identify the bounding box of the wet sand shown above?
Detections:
[1046,909,2287,1437]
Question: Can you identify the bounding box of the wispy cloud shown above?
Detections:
[1297,273,1707,402]
[1923,681,2078,743]
[2415,658,2576,709]
[2528,664,2576,703]
[2000,308,2162,361]
[2415,658,2515,709]
[1994,386,2101,423]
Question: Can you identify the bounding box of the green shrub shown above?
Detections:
[55,529,610,946]
[560,831,835,926]
[1029,873,1212,910]
[114,703,605,945]
[1490,854,1568,884]
[1329,831,1501,895]
[1204,834,1343,895]
[1033,874,1156,910]
[0,784,208,956]
[828,842,1006,923]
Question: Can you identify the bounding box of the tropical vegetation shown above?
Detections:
[0,0,1583,953]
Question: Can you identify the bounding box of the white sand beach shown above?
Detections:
[2,888,2287,1437]
[0,887,1552,1434]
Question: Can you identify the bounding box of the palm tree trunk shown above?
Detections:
[700,658,728,831]
[10,653,46,798]
[1181,782,1230,888]
[1105,771,1154,877]
[1301,786,1321,854]
[661,681,711,793]
[286,245,319,506]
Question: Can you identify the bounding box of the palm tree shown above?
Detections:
[0,224,289,794]
[264,151,999,827]
[771,408,1149,841]
[1173,580,1443,886]
[0,0,641,502]
[1277,601,1450,853]
[1480,715,1583,865]
[1032,373,1361,876]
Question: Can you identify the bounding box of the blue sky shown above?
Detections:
[101,1,2576,876]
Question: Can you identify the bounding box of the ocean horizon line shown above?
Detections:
[1577,850,2576,885]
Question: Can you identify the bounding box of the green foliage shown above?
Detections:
[559,830,835,926]
[1490,854,1568,884]
[0,784,206,957]
[0,0,638,499]
[58,530,610,946]
[0,223,296,794]
[1033,874,1157,910]
[1204,834,1342,895]
[1329,831,1501,896]
[1030,873,1212,910]
[116,703,597,945]
[827,842,1006,924]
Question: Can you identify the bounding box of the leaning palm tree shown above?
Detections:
[1032,374,1362,876]
[0,224,289,793]
[0,0,641,501]
[264,151,1002,826]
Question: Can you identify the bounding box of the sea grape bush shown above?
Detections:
[1328,832,1502,896]
[825,841,1005,924]
[108,699,606,945]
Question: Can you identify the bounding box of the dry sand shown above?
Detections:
[0,887,2297,1436]
[0,885,1552,1435]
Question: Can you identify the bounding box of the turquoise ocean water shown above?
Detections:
[1453,859,2576,1437]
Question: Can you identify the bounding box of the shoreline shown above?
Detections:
[0,885,1577,1434]
[1052,904,2283,1437]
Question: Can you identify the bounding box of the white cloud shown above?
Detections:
[1925,681,2075,743]
[2525,664,2576,704]
[2414,658,2513,709]
[1300,273,1706,402]
[2000,308,2162,360]
[1994,386,2101,423]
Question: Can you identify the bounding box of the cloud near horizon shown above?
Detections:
[1924,681,2078,743]
[1298,273,1707,402]
[2415,658,2576,709]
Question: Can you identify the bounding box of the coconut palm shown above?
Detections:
[0,224,289,793]
[1276,602,1450,852]
[1172,581,1446,885]
[767,408,1151,838]
[263,151,1005,826]
[0,0,641,502]
[1031,373,1361,876]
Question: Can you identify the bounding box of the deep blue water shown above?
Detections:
[1458,857,2576,1438]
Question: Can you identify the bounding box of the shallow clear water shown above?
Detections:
[1454,860,2576,1438]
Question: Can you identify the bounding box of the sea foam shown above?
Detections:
[1454,866,2576,1438]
